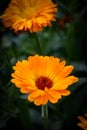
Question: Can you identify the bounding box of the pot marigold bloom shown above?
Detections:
[0,0,58,33]
[11,55,79,106]
[77,114,87,130]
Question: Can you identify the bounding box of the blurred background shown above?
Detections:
[0,0,87,130]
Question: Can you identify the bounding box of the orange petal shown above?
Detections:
[57,65,74,79]
[45,88,61,103]
[57,90,70,96]
[52,76,79,90]
[20,86,37,93]
[49,61,66,80]
[28,89,45,102]
[34,94,48,106]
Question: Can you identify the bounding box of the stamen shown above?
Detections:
[36,76,53,90]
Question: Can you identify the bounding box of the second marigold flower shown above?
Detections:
[11,55,79,106]
[0,0,58,33]
[77,114,87,130]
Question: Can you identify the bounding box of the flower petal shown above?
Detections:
[28,89,45,102]
[52,76,79,90]
[34,94,48,106]
[45,88,61,104]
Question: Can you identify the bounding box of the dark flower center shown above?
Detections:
[35,76,53,90]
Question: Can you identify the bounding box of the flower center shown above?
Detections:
[22,7,38,19]
[35,76,53,90]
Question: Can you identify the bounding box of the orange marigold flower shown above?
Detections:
[0,0,58,33]
[11,55,79,106]
[77,114,87,130]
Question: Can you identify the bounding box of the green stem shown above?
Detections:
[33,33,42,55]
[41,104,48,130]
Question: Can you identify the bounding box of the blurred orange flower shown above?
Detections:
[58,15,75,29]
[11,55,79,106]
[77,113,87,130]
[0,0,58,33]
